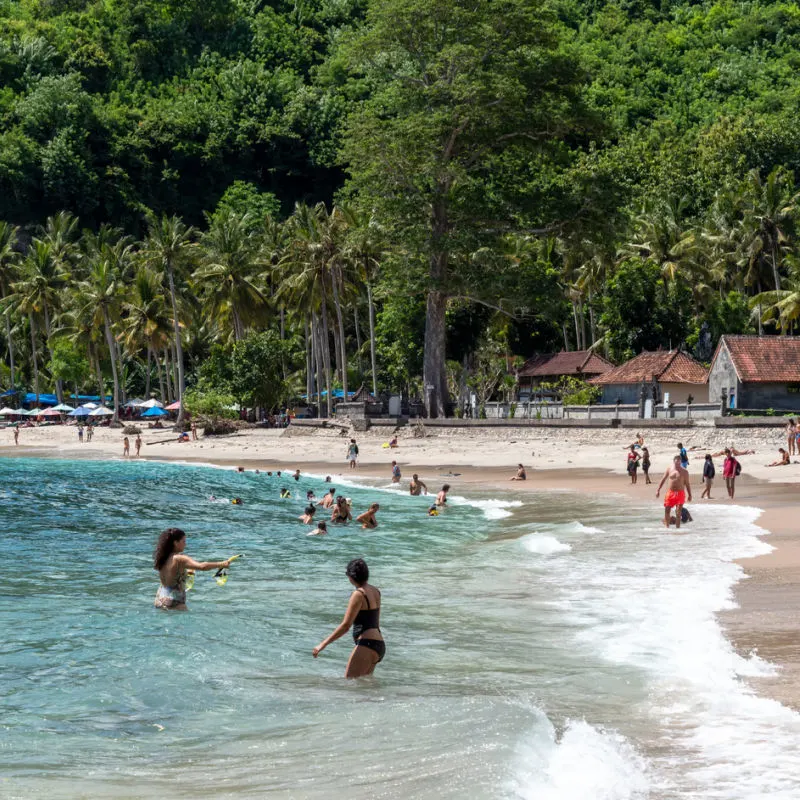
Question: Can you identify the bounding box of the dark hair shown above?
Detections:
[346,558,369,584]
[317,521,327,530]
[329,487,335,494]
[153,527,186,570]
[705,453,712,460]
[305,505,316,515]
[677,443,683,448]
[267,471,272,476]
[277,471,282,476]
[442,484,450,491]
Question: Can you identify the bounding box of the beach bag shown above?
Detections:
[734,460,741,477]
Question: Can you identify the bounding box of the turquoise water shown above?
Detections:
[2,457,800,799]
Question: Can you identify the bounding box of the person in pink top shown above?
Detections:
[722,448,740,499]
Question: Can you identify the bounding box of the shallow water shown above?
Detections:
[2,458,799,799]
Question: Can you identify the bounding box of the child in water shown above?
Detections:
[308,521,328,536]
[280,487,291,499]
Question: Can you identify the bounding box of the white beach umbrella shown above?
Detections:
[27,407,43,415]
[52,403,75,412]
[0,407,17,416]
[89,406,114,416]
[13,408,29,415]
[140,398,164,408]
[83,402,99,409]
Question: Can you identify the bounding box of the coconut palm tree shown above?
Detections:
[142,214,197,425]
[0,222,20,389]
[194,210,270,342]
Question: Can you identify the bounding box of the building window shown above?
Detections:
[729,387,736,409]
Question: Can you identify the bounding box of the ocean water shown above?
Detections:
[2,457,800,799]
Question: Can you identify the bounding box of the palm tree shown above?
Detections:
[76,236,132,422]
[121,268,173,399]
[143,214,196,425]
[0,222,20,389]
[194,210,269,341]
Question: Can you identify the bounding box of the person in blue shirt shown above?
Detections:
[677,442,689,469]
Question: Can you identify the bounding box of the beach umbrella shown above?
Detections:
[141,406,168,418]
[68,406,92,417]
[39,407,63,417]
[123,398,144,408]
[52,403,75,412]
[140,398,165,408]
[13,408,29,415]
[0,406,17,415]
[89,406,114,416]
[83,402,99,409]
[165,400,181,411]
[27,407,43,416]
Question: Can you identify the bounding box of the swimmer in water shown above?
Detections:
[356,503,380,529]
[391,460,401,483]
[231,497,243,505]
[280,488,291,499]
[318,487,336,508]
[153,528,231,610]
[312,558,384,678]
[308,521,328,536]
[293,469,301,481]
[409,474,427,496]
[306,490,316,501]
[428,505,439,516]
[331,496,352,523]
[436,484,450,506]
[299,505,316,524]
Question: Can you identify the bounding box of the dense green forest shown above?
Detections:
[1,0,800,417]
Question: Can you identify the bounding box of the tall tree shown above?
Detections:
[0,223,20,390]
[342,0,591,416]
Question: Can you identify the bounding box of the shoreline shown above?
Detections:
[3,423,800,710]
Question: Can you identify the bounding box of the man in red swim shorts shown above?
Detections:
[656,455,692,530]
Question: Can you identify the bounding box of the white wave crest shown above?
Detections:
[522,534,572,555]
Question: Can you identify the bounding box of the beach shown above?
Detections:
[4,420,800,716]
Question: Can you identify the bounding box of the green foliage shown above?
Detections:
[213,182,281,226]
[48,337,89,387]
[600,259,691,363]
[540,376,601,406]
[230,330,286,409]
[184,387,237,419]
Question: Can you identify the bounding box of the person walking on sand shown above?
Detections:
[723,448,741,499]
[347,439,359,470]
[78,426,84,444]
[641,447,652,484]
[409,473,428,496]
[356,503,380,529]
[191,419,198,441]
[135,434,142,457]
[701,454,715,499]
[626,445,640,484]
[786,419,796,456]
[123,436,130,457]
[391,460,401,483]
[13,426,18,445]
[656,455,692,529]
[510,464,526,481]
[312,558,385,678]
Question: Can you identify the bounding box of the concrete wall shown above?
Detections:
[738,383,800,411]
[600,382,708,406]
[708,343,740,408]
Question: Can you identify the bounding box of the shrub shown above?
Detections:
[123,424,141,435]
[203,417,238,436]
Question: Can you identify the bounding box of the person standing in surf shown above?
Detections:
[722,448,741,499]
[153,527,231,610]
[312,558,384,678]
[656,455,692,529]
[347,439,359,470]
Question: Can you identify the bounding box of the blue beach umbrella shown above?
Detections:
[68,406,92,417]
[141,406,168,418]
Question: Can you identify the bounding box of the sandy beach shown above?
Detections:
[4,420,800,710]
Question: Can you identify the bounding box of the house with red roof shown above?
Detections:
[517,350,614,399]
[708,335,800,410]
[589,350,708,405]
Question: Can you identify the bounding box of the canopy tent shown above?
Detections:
[123,398,144,408]
[165,400,181,411]
[89,406,114,416]
[0,407,18,415]
[24,393,58,406]
[52,403,74,412]
[0,389,18,398]
[68,406,92,417]
[141,406,168,418]
[83,402,99,409]
[70,394,111,403]
[13,408,29,415]
[39,407,63,417]
[27,408,43,416]
[140,398,165,408]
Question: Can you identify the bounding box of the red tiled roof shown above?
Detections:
[518,350,614,378]
[590,351,708,385]
[717,335,800,383]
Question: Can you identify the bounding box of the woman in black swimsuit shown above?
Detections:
[312,558,385,678]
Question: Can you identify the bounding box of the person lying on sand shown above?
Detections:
[510,464,526,481]
[766,448,791,467]
[700,447,755,458]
